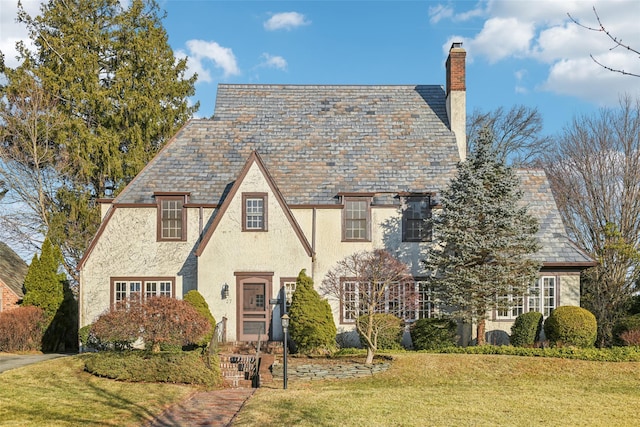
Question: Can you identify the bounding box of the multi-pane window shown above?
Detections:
[343,197,370,241]
[496,276,557,320]
[243,193,267,231]
[156,195,187,241]
[111,277,174,307]
[340,279,437,324]
[402,196,432,242]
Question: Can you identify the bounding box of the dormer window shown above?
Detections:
[155,193,188,241]
[243,193,268,231]
[402,195,432,242]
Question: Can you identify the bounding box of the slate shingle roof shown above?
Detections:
[112,84,593,266]
[518,170,594,265]
[0,241,28,298]
[115,85,460,206]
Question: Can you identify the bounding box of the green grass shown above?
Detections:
[235,353,640,426]
[0,355,197,426]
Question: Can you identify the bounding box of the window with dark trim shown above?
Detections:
[343,197,371,241]
[242,193,267,231]
[157,195,187,241]
[402,195,432,242]
[339,279,437,324]
[110,277,175,308]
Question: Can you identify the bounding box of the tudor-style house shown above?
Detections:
[79,43,595,345]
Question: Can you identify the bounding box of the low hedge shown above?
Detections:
[83,350,222,386]
[436,344,640,362]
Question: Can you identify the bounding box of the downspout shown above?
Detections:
[312,207,317,281]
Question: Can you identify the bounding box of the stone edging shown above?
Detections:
[271,362,390,381]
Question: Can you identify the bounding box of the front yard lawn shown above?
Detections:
[235,352,640,426]
[0,355,196,426]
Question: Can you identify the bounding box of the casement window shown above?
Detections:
[343,197,371,241]
[402,196,432,242]
[111,277,175,307]
[495,276,558,320]
[242,193,267,231]
[340,279,437,324]
[156,194,187,241]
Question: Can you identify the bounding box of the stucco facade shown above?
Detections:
[79,43,595,345]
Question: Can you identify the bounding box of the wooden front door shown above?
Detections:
[237,276,271,341]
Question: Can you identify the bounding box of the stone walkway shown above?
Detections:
[143,388,254,427]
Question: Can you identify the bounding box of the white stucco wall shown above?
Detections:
[79,205,211,327]
[196,163,313,341]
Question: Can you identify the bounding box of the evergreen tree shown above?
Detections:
[289,269,337,355]
[184,290,216,348]
[22,238,66,320]
[3,0,198,281]
[425,128,541,345]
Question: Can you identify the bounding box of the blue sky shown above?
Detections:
[2,0,639,136]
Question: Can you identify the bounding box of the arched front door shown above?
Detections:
[236,273,272,341]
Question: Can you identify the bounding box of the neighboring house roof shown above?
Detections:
[114,84,460,206]
[0,241,28,298]
[518,169,595,267]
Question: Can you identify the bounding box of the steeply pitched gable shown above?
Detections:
[195,151,313,257]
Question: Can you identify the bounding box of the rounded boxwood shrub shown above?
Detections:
[357,313,404,350]
[544,306,597,348]
[510,311,543,347]
[410,318,457,350]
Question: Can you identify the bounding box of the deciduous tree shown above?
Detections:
[425,128,541,345]
[544,96,640,345]
[467,105,552,166]
[321,249,413,364]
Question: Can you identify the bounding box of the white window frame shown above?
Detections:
[111,277,175,308]
[495,276,558,320]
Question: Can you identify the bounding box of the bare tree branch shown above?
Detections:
[568,6,640,78]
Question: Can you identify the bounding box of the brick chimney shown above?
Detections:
[446,42,466,161]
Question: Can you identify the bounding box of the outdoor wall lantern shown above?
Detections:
[281,313,290,390]
[222,283,229,299]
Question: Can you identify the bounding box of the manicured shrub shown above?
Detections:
[83,350,222,386]
[438,344,640,362]
[91,297,211,352]
[183,290,216,347]
[0,306,47,352]
[544,306,597,348]
[410,318,457,350]
[613,314,640,346]
[357,313,404,350]
[288,269,337,355]
[510,311,543,347]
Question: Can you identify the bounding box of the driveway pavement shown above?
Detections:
[0,353,70,373]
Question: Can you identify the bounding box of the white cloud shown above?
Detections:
[182,40,240,83]
[260,53,287,71]
[438,0,640,105]
[264,12,310,31]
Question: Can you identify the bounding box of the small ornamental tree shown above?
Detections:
[288,269,337,355]
[322,250,414,364]
[183,290,216,348]
[356,313,404,350]
[425,128,541,345]
[92,297,211,352]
